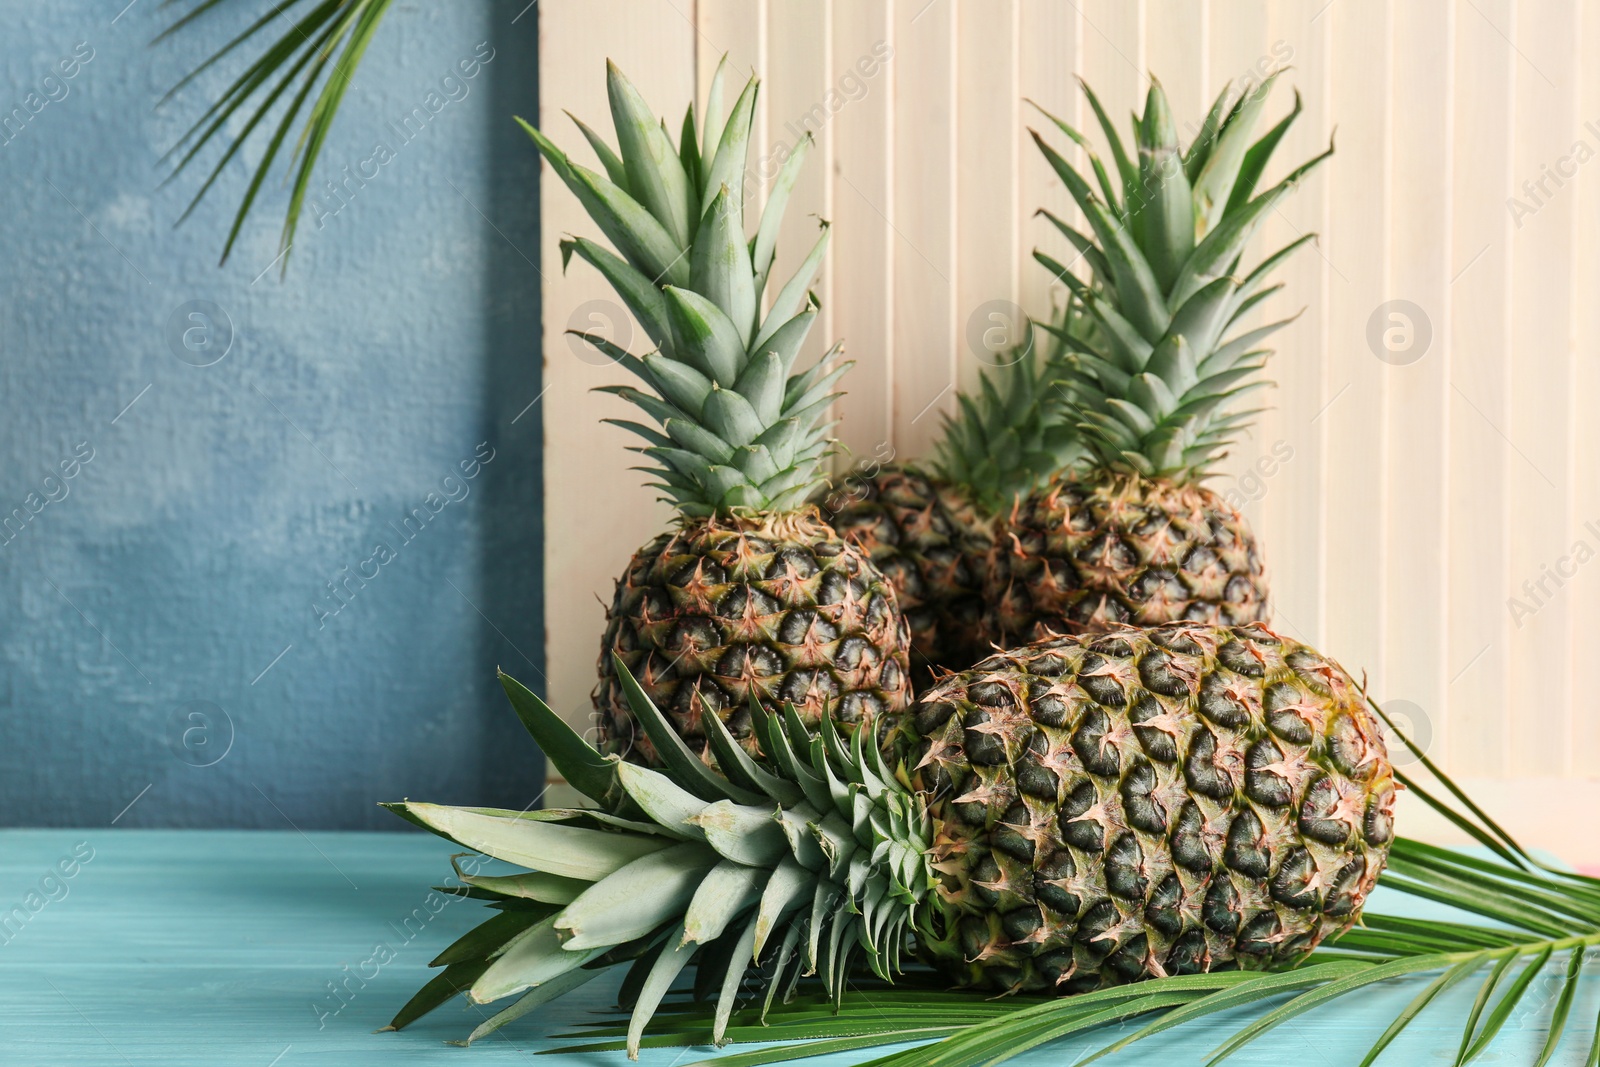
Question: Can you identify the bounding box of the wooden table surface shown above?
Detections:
[1,828,1592,1065]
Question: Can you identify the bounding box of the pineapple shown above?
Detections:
[385,623,1393,1051]
[834,333,1083,680]
[988,74,1331,644]
[528,60,912,760]
[887,623,1394,991]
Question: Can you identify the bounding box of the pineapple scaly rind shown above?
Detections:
[834,321,1085,680]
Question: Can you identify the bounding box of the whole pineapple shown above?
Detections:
[886,623,1394,991]
[834,332,1083,680]
[385,624,1393,1051]
[528,60,911,760]
[989,74,1331,644]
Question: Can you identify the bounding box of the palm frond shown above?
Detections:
[551,694,1600,1067]
[158,0,397,271]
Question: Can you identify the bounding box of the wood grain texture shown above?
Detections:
[4,828,1596,1063]
[1262,0,1331,648]
[1318,0,1392,707]
[538,2,692,779]
[1383,0,1453,763]
[828,0,896,462]
[1506,0,1581,778]
[890,0,959,457]
[1573,0,1600,773]
[1447,0,1516,775]
[539,0,1600,823]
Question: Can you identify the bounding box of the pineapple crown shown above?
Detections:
[385,664,938,1057]
[523,59,843,518]
[1031,72,1332,484]
[928,322,1086,515]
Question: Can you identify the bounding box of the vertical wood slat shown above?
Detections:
[1447,0,1516,775]
[1202,1,1273,570]
[1573,1,1600,772]
[1144,0,1208,135]
[1263,0,1331,649]
[890,0,959,458]
[955,0,1021,397]
[1319,0,1392,702]
[829,1,895,463]
[1383,0,1453,755]
[540,0,1600,800]
[763,0,833,372]
[1016,1,1080,321]
[1507,0,1580,777]
[697,2,766,196]
[538,3,694,758]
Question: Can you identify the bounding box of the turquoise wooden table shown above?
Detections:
[2,828,1592,1065]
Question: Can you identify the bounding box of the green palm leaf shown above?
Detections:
[158,0,400,271]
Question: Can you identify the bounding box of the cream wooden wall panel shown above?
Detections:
[697,2,765,179]
[1319,0,1391,701]
[538,0,1600,839]
[829,0,894,461]
[1384,1,1453,755]
[1144,0,1208,136]
[1507,0,1580,777]
[538,3,693,757]
[890,1,959,458]
[1205,1,1274,549]
[1077,2,1146,157]
[1573,8,1600,771]
[956,1,1021,398]
[1263,0,1332,649]
[1446,0,1515,775]
[764,0,834,373]
[1016,1,1080,321]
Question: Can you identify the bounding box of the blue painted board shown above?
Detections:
[0,0,544,830]
[1,829,1592,1065]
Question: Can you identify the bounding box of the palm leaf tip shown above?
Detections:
[159,0,398,270]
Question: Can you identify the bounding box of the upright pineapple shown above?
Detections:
[385,623,1393,1052]
[834,328,1083,680]
[528,61,911,761]
[988,74,1331,643]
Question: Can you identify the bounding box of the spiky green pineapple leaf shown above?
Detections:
[1032,73,1331,484]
